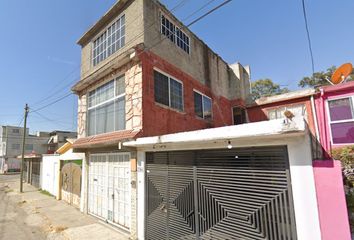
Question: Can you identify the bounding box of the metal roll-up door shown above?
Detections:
[146,146,297,240]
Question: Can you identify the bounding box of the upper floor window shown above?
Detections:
[328,96,354,144]
[161,15,190,54]
[154,70,183,111]
[87,75,126,136]
[233,107,246,125]
[12,143,20,150]
[194,91,212,120]
[93,15,126,66]
[12,129,20,134]
[268,104,307,120]
[25,144,33,151]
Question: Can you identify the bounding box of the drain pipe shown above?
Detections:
[310,95,320,142]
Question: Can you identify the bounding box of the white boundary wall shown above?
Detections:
[41,154,60,197]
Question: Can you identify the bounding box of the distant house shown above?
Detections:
[47,130,77,154]
[0,126,49,173]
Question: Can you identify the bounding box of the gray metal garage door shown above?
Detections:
[146,146,297,240]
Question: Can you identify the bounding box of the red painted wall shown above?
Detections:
[247,97,317,135]
[138,51,244,137]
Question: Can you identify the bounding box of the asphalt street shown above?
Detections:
[0,174,45,240]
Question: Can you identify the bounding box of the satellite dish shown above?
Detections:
[331,63,353,85]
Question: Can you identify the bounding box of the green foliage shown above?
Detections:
[332,146,354,231]
[251,79,289,100]
[332,146,354,170]
[298,66,354,88]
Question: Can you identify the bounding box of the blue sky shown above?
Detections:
[0,0,353,133]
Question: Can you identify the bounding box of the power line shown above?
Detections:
[145,0,233,53]
[30,93,73,113]
[301,0,315,75]
[186,0,232,27]
[182,0,217,22]
[171,0,190,12]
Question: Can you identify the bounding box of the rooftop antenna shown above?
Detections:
[326,63,353,85]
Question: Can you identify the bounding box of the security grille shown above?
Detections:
[146,146,297,240]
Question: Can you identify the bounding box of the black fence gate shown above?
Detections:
[146,146,297,240]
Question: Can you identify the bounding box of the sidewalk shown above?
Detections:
[0,175,129,240]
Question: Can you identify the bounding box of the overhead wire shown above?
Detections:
[301,0,315,75]
[29,0,217,116]
[12,0,231,132]
[29,0,189,110]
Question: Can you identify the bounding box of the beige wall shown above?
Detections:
[143,0,250,101]
[80,0,144,80]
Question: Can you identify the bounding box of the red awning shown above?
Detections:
[72,130,141,149]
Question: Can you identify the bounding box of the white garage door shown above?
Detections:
[88,153,131,229]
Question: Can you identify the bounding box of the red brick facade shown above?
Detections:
[139,50,245,137]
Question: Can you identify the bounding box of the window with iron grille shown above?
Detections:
[154,70,183,111]
[92,15,125,66]
[87,75,126,136]
[327,96,354,144]
[194,91,212,120]
[161,14,190,54]
[268,104,307,120]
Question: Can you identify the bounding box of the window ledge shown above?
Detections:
[154,102,185,114]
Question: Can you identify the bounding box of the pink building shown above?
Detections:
[312,81,354,240]
[315,81,354,156]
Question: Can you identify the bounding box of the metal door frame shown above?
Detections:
[145,146,298,240]
[88,152,131,230]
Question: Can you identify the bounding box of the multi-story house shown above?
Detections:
[0,126,49,173]
[71,0,250,238]
[47,130,77,153]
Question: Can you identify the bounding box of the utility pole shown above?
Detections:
[20,104,29,193]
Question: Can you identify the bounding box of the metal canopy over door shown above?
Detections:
[146,146,297,240]
[88,153,131,230]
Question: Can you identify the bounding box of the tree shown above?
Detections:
[251,79,289,100]
[298,66,354,88]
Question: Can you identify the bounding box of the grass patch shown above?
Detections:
[39,189,54,197]
[4,188,13,193]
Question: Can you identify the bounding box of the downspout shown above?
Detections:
[320,88,330,158]
[310,95,320,142]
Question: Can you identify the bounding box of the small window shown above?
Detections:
[268,105,306,120]
[154,70,183,111]
[12,144,20,150]
[233,107,246,125]
[194,91,212,120]
[25,144,33,151]
[328,97,354,144]
[12,129,20,134]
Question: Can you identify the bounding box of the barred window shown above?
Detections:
[93,15,125,66]
[87,75,126,136]
[154,70,183,111]
[161,14,190,54]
